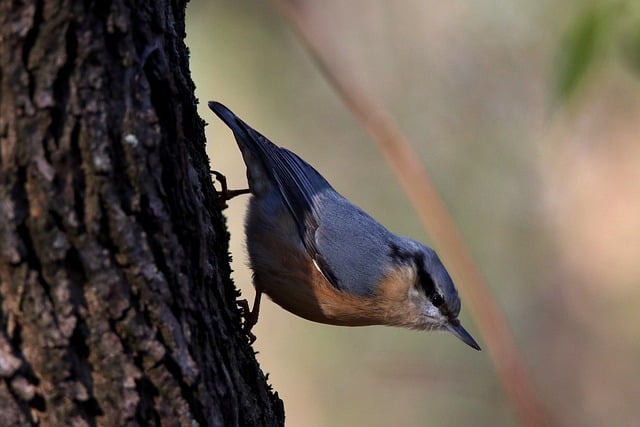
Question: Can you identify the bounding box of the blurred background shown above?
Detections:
[186,1,640,426]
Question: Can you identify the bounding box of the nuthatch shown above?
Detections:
[209,101,481,351]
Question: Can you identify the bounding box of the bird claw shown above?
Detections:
[213,170,249,209]
[237,296,260,344]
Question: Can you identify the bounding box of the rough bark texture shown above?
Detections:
[0,1,284,426]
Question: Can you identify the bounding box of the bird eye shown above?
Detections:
[431,293,444,307]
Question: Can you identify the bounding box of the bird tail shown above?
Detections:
[208,101,258,151]
[208,101,275,195]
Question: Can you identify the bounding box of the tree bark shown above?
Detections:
[0,1,284,426]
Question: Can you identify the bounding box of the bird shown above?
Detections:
[208,101,481,351]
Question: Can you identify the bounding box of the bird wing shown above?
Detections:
[209,102,391,295]
[208,102,342,287]
[269,147,393,297]
[249,141,344,288]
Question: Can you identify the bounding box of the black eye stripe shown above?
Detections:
[391,247,444,306]
[413,253,436,296]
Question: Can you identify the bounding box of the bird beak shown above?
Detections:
[446,320,481,351]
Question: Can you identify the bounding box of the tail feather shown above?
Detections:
[208,101,273,195]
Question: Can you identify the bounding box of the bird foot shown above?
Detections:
[213,171,250,209]
[237,291,262,344]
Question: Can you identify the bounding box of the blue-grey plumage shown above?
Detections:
[208,101,480,351]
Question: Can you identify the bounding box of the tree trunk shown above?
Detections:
[0,1,284,426]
